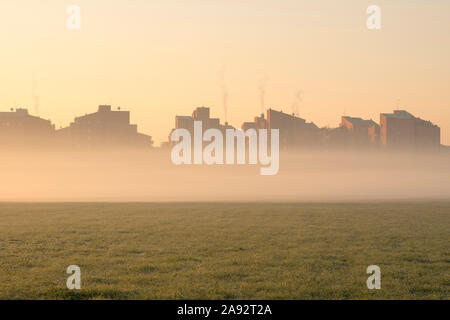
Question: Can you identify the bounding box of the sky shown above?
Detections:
[0,0,449,145]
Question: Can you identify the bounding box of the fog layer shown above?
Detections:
[1,150,449,202]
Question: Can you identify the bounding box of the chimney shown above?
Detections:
[98,105,112,112]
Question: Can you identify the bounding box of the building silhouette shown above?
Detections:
[340,116,380,146]
[242,109,321,149]
[321,116,380,150]
[0,104,444,152]
[0,108,55,148]
[169,106,234,144]
[168,106,443,152]
[380,110,440,150]
[56,105,153,149]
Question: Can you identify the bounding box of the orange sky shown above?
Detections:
[1,0,449,145]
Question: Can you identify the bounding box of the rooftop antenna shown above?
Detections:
[396,99,401,110]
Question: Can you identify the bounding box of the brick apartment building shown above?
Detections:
[1,105,443,152]
[340,116,380,146]
[380,110,440,150]
[242,109,321,149]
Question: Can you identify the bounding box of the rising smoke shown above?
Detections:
[258,78,267,114]
[32,76,40,115]
[219,66,228,123]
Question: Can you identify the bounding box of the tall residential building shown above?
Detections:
[380,110,440,150]
[341,116,380,146]
[56,105,153,148]
[169,106,234,144]
[242,109,320,149]
[0,108,55,147]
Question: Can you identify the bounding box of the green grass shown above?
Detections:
[0,202,448,299]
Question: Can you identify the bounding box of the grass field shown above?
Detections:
[0,202,448,299]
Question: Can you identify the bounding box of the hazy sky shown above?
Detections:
[1,0,449,145]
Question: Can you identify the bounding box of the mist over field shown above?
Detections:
[1,150,450,202]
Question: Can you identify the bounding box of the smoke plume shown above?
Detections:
[219,67,228,123]
[259,79,266,114]
[32,76,40,115]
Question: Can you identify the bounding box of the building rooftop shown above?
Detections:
[0,108,52,124]
[342,116,378,127]
[381,110,415,119]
